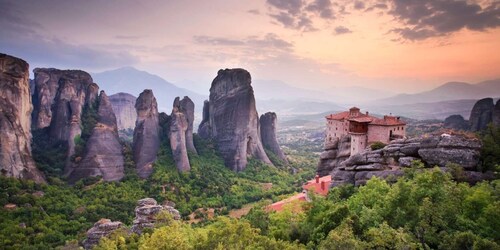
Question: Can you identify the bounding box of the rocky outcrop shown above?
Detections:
[83,219,123,249]
[493,99,500,127]
[198,100,211,139]
[131,198,180,234]
[469,98,494,131]
[66,91,124,183]
[0,53,45,183]
[260,112,288,163]
[328,134,490,187]
[198,69,272,171]
[133,90,160,178]
[317,135,351,177]
[178,97,197,154]
[169,98,191,172]
[109,92,137,131]
[444,114,469,130]
[32,68,99,162]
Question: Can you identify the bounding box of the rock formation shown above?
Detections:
[109,92,137,131]
[260,112,287,163]
[198,69,272,171]
[326,134,491,187]
[317,135,351,177]
[469,98,494,131]
[198,100,211,139]
[0,53,45,183]
[169,98,191,172]
[83,219,123,249]
[177,97,197,154]
[493,99,500,127]
[133,90,160,178]
[131,198,180,234]
[443,114,469,130]
[66,91,124,183]
[32,68,99,161]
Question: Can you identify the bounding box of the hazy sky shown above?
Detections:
[1,0,499,94]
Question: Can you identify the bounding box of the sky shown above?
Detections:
[1,0,499,95]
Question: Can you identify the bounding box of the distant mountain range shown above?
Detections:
[92,67,207,113]
[371,79,500,105]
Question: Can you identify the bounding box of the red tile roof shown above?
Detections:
[348,116,373,123]
[326,111,350,120]
[302,175,332,196]
[370,116,406,126]
[266,192,307,212]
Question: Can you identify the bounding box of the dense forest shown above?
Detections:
[1,125,499,249]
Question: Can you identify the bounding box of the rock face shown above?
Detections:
[133,90,160,178]
[469,98,494,131]
[109,92,137,131]
[198,100,211,139]
[177,97,197,154]
[493,99,500,127]
[260,112,287,163]
[169,97,191,172]
[444,114,469,130]
[326,134,490,187]
[198,69,272,171]
[0,54,45,183]
[317,135,351,177]
[32,68,99,161]
[66,91,124,183]
[83,219,123,250]
[131,198,180,234]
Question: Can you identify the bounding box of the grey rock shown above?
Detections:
[317,135,351,176]
[177,96,197,154]
[32,68,99,162]
[399,143,420,156]
[354,170,404,186]
[320,149,337,160]
[131,198,180,234]
[418,148,480,170]
[109,92,137,131]
[169,100,190,172]
[66,91,124,183]
[0,54,45,183]
[198,100,211,139]
[398,157,417,167]
[469,98,494,131]
[198,69,272,171]
[493,99,500,127]
[133,90,160,178]
[260,112,288,163]
[84,219,123,250]
[444,114,469,130]
[330,169,355,187]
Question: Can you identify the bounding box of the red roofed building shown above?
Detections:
[326,107,406,155]
[266,175,332,212]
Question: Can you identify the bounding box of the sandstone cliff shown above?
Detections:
[109,92,137,131]
[469,98,494,131]
[198,100,211,139]
[66,91,124,183]
[0,53,45,183]
[326,134,492,187]
[32,68,99,162]
[443,114,469,130]
[169,97,191,172]
[133,90,160,178]
[176,97,197,154]
[198,69,272,171]
[317,135,351,177]
[260,112,287,163]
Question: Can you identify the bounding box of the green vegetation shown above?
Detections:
[370,141,386,150]
[479,124,500,173]
[31,128,67,177]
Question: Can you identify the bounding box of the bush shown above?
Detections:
[370,141,386,150]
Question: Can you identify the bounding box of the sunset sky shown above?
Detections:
[1,0,499,94]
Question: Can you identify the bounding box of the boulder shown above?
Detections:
[131,198,180,234]
[469,98,494,131]
[444,114,469,130]
[66,91,124,183]
[109,92,137,131]
[197,69,272,171]
[133,90,160,178]
[260,112,288,163]
[83,219,123,250]
[0,53,45,183]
